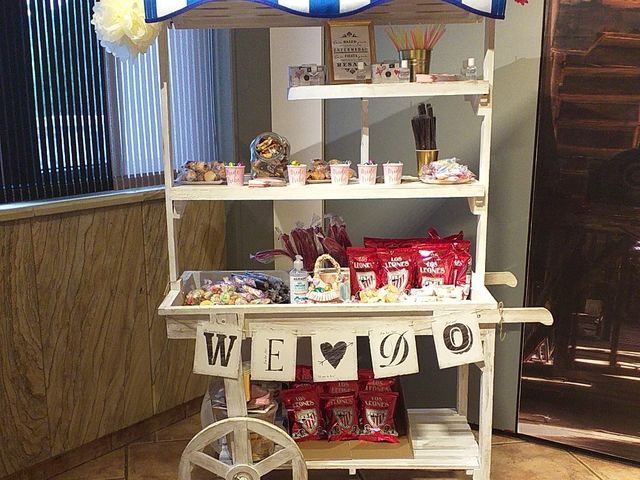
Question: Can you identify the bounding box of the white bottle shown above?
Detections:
[355,61,368,82]
[289,255,309,304]
[463,58,478,81]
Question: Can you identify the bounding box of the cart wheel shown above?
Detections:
[178,417,308,480]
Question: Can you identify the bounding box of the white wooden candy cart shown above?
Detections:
[152,1,553,479]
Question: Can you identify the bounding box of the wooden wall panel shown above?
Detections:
[31,205,154,455]
[143,200,225,414]
[0,221,50,477]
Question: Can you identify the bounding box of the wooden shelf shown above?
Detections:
[158,270,553,339]
[168,180,485,201]
[288,81,490,101]
[298,408,479,472]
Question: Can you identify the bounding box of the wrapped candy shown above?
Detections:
[420,158,475,184]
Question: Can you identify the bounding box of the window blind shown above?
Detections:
[0,0,113,204]
[108,29,220,190]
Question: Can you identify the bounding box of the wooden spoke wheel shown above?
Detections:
[178,417,307,480]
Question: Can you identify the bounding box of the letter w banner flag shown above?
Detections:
[194,321,243,378]
[144,0,507,23]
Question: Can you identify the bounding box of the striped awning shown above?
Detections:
[144,0,508,23]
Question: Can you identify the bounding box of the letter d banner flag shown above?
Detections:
[194,322,243,378]
[369,323,419,378]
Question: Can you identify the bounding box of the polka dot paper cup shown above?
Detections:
[330,164,351,186]
[357,164,378,185]
[225,165,245,186]
[383,163,403,185]
[287,164,308,186]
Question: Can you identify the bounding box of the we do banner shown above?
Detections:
[193,321,243,378]
[250,328,297,381]
[368,323,419,378]
[432,317,484,369]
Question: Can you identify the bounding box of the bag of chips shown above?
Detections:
[325,381,359,395]
[360,377,396,392]
[358,391,400,443]
[281,386,326,441]
[325,394,359,441]
[363,237,429,249]
[450,240,471,288]
[415,243,455,286]
[295,365,314,384]
[377,248,417,291]
[347,247,381,294]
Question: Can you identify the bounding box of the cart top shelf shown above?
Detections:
[148,0,498,29]
[288,80,490,101]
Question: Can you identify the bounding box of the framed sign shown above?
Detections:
[326,20,376,84]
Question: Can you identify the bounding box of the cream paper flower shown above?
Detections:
[92,0,164,61]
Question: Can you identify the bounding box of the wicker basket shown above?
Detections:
[307,254,347,303]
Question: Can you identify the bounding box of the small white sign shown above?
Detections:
[432,317,484,369]
[194,322,243,378]
[311,331,358,382]
[250,328,297,381]
[369,324,419,378]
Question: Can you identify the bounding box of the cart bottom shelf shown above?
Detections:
[299,408,479,471]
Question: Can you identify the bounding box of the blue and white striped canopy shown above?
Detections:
[144,0,507,23]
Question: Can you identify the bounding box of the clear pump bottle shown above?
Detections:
[289,255,309,304]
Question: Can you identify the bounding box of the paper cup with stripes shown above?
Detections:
[287,165,308,186]
[383,163,403,185]
[225,165,245,186]
[357,164,378,185]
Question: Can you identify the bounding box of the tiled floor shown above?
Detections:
[50,414,640,480]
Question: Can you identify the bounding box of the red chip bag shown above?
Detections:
[295,365,314,384]
[325,394,359,441]
[358,368,375,380]
[364,237,429,249]
[427,228,464,242]
[358,391,399,443]
[281,386,326,441]
[377,248,416,291]
[325,381,359,395]
[347,247,381,293]
[450,240,471,287]
[415,243,455,286]
[361,377,396,392]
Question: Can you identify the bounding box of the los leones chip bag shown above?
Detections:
[415,243,455,287]
[377,248,416,292]
[325,381,359,395]
[325,394,359,441]
[347,247,381,294]
[281,386,326,441]
[358,391,399,443]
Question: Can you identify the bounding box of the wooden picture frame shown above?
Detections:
[326,20,376,84]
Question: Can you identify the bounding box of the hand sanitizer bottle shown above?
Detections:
[289,255,309,304]
[463,58,478,81]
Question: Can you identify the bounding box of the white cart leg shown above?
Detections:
[474,329,495,480]
[457,364,469,418]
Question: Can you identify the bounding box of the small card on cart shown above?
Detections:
[194,321,243,378]
[369,323,419,378]
[250,327,297,381]
[432,317,484,369]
